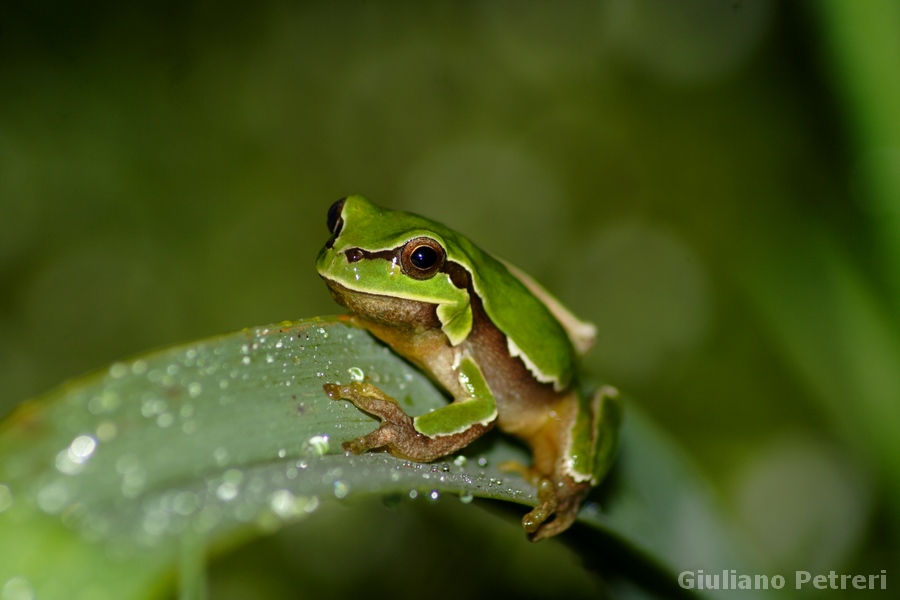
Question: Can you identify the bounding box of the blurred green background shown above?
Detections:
[1,0,898,597]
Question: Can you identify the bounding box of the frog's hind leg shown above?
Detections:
[517,385,621,541]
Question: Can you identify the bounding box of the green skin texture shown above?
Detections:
[317,196,619,536]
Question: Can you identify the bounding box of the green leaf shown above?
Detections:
[814,0,900,292]
[0,318,756,599]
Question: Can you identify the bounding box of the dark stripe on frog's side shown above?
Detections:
[441,260,471,290]
[343,246,469,297]
[342,246,470,289]
[463,278,568,431]
[344,247,396,264]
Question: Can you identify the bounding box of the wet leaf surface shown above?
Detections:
[0,318,757,599]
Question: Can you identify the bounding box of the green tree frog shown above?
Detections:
[317,195,621,540]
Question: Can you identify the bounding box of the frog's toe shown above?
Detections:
[523,495,582,541]
[522,505,551,533]
[527,505,579,541]
[521,478,559,532]
[341,437,368,454]
[342,421,404,455]
[522,476,590,541]
[322,383,344,400]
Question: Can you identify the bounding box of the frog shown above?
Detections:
[316,195,621,540]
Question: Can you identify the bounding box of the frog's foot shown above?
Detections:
[323,382,490,462]
[522,476,590,542]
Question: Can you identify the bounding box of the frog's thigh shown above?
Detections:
[589,385,621,483]
[565,385,621,483]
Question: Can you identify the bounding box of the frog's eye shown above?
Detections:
[400,237,445,279]
[326,198,346,236]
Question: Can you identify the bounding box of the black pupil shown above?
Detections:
[410,245,438,270]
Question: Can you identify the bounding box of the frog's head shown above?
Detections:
[316,196,472,339]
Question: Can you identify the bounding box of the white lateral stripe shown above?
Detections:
[507,337,563,391]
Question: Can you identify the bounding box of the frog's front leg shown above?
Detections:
[324,356,497,462]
